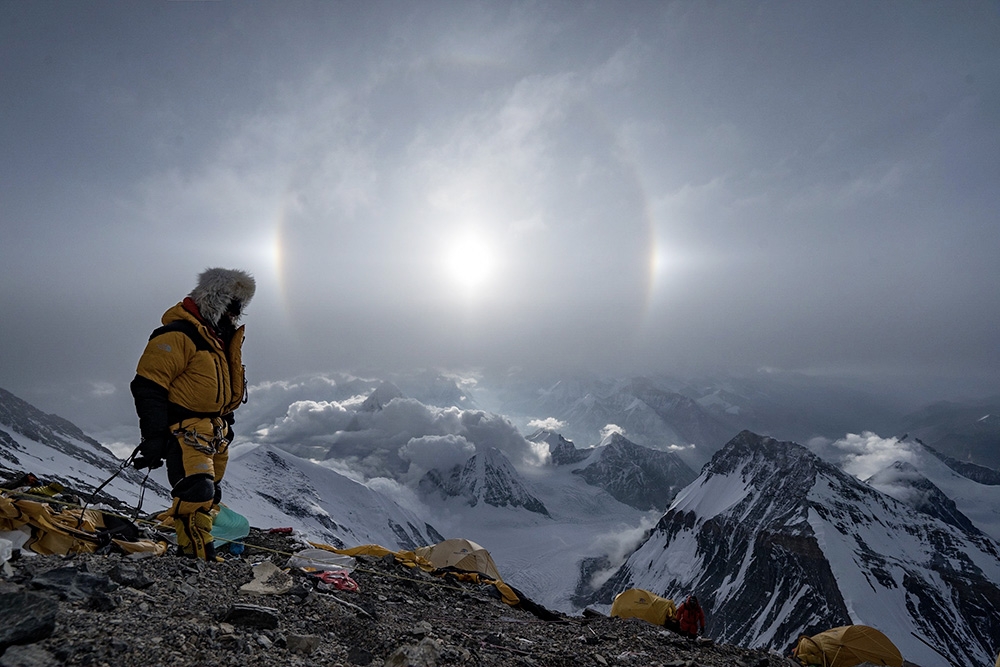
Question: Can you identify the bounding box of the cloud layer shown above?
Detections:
[250,377,545,483]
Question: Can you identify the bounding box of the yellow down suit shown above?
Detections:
[131,268,254,560]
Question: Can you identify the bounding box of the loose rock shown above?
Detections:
[0,591,58,652]
[0,643,57,667]
[221,603,281,629]
[286,633,321,655]
[0,528,793,667]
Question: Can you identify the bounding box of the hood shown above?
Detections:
[188,267,256,326]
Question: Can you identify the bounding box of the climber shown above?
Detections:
[676,594,706,639]
[130,268,255,560]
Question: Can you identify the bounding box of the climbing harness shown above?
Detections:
[172,423,230,456]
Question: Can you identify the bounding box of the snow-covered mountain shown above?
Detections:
[358,381,405,413]
[485,374,734,466]
[481,370,913,469]
[863,437,1000,543]
[568,432,696,511]
[221,444,444,550]
[867,461,985,536]
[418,446,549,515]
[0,387,170,506]
[528,429,591,465]
[923,439,1000,485]
[527,428,696,511]
[587,430,1000,667]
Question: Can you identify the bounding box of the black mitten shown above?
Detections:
[132,435,169,470]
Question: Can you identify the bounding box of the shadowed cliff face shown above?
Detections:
[572,433,696,512]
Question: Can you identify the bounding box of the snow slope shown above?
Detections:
[866,442,1000,541]
[221,444,444,551]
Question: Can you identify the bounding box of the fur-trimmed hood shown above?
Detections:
[188,268,256,325]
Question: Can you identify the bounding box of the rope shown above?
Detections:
[73,447,141,529]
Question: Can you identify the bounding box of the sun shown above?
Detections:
[444,232,497,297]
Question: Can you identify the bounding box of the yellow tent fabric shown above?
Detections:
[610,588,677,626]
[413,538,503,581]
[315,538,520,606]
[794,625,903,667]
[1,493,108,555]
[113,538,169,556]
[322,543,398,560]
[1,492,166,556]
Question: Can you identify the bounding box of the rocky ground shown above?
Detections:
[0,526,800,667]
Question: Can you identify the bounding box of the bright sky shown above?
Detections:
[2,2,999,432]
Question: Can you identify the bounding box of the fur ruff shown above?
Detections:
[188,268,256,325]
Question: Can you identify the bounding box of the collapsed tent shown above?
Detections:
[0,492,164,557]
[610,588,677,626]
[413,538,503,581]
[0,491,252,559]
[793,625,903,667]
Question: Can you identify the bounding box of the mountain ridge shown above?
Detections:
[584,430,1000,667]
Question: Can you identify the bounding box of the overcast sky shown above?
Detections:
[2,1,999,433]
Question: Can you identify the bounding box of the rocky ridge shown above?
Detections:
[0,526,792,667]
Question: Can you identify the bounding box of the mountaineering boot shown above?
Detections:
[174,510,217,561]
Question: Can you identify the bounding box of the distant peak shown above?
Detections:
[360,382,405,412]
[706,430,821,478]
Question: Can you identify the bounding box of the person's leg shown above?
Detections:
[169,475,216,560]
[165,425,218,560]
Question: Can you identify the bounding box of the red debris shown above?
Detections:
[311,570,360,592]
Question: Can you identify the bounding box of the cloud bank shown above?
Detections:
[250,378,544,484]
[807,432,921,481]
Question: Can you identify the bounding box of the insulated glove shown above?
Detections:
[132,435,169,470]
